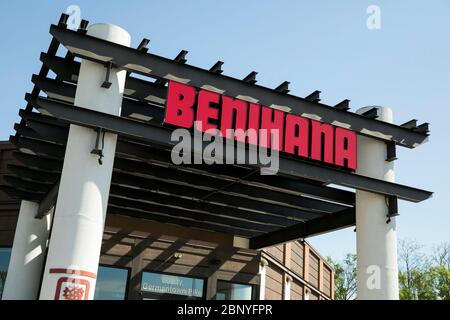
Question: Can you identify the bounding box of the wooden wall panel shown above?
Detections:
[264,244,284,263]
[309,291,319,300]
[290,241,304,277]
[265,263,283,300]
[0,208,18,246]
[308,252,319,289]
[323,265,332,297]
[290,280,304,300]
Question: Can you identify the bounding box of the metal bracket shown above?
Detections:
[101,61,113,89]
[386,141,397,162]
[209,61,224,74]
[275,81,290,94]
[91,127,105,165]
[137,38,150,53]
[305,90,321,103]
[77,19,89,34]
[386,195,399,224]
[243,71,258,84]
[361,107,379,119]
[334,99,350,111]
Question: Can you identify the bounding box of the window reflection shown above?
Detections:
[216,281,253,300]
[0,248,11,299]
[93,266,129,300]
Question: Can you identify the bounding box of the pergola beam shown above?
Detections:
[15,111,356,205]
[249,208,355,249]
[49,24,429,149]
[25,96,433,202]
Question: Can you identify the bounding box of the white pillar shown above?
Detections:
[2,201,52,300]
[355,106,399,300]
[259,258,268,300]
[39,24,130,300]
[283,275,291,300]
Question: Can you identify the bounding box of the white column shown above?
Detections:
[259,258,268,300]
[2,201,52,300]
[283,275,291,300]
[39,24,131,300]
[355,106,399,300]
[304,287,310,300]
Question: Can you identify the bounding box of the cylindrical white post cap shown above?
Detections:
[87,23,131,47]
[356,106,393,124]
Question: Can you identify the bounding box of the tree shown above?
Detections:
[430,244,450,300]
[329,240,450,300]
[327,253,357,300]
[398,239,433,300]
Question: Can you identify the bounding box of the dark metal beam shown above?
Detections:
[27,96,432,202]
[137,38,150,53]
[386,141,397,162]
[334,99,350,111]
[110,184,298,227]
[361,107,378,119]
[36,181,60,218]
[12,152,62,172]
[10,135,65,160]
[116,140,356,205]
[15,110,356,206]
[113,158,347,214]
[0,185,44,201]
[249,208,355,249]
[0,175,52,192]
[305,90,321,102]
[111,172,321,220]
[39,53,168,104]
[108,195,275,234]
[7,164,59,183]
[107,204,259,238]
[31,74,165,123]
[243,71,257,84]
[49,25,429,148]
[209,61,223,74]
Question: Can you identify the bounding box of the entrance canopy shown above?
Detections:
[0,14,432,249]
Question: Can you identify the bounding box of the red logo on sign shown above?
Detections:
[54,277,91,300]
[164,81,357,170]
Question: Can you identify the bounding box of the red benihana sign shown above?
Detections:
[163,81,357,170]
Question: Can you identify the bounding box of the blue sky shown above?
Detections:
[0,1,448,261]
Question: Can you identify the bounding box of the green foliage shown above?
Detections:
[398,240,450,300]
[399,269,436,300]
[329,241,450,300]
[326,253,357,300]
[430,266,450,300]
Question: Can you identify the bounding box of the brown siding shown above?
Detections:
[0,206,19,246]
[308,251,319,289]
[323,265,332,297]
[290,280,304,300]
[265,263,283,300]
[309,291,319,300]
[264,244,284,263]
[290,241,304,277]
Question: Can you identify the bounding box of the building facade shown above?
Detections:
[0,13,431,300]
[0,141,333,300]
